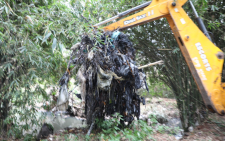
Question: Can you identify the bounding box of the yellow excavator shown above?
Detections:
[93,0,225,115]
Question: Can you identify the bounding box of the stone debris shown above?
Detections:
[188,126,194,132]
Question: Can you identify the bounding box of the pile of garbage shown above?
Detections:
[57,31,155,127]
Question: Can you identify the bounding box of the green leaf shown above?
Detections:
[4,5,8,15]
[8,71,15,79]
[18,46,27,53]
[52,38,57,52]
[114,126,119,130]
[59,42,65,53]
[42,32,52,44]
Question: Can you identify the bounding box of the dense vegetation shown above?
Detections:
[0,0,224,139]
[0,0,74,137]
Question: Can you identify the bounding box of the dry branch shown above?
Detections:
[138,60,164,69]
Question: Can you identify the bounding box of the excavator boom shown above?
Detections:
[95,0,225,115]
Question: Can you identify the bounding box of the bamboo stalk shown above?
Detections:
[138,60,163,69]
[5,1,18,16]
[158,49,172,50]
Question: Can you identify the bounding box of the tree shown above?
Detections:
[0,0,76,137]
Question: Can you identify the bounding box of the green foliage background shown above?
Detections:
[0,0,76,137]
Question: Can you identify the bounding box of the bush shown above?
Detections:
[96,113,153,141]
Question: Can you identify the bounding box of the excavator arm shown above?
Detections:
[94,0,225,115]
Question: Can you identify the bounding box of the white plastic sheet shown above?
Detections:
[56,84,69,111]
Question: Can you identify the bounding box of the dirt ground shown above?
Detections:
[43,97,225,141]
[148,97,225,141]
[152,121,225,141]
[2,97,225,141]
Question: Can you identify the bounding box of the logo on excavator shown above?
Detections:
[124,13,147,25]
[124,18,136,25]
[136,14,146,20]
[124,10,154,25]
[195,43,212,71]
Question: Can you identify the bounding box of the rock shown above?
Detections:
[195,121,199,126]
[140,103,169,125]
[166,118,182,129]
[188,126,194,132]
[36,123,53,141]
[174,129,184,140]
[139,115,148,121]
[156,115,168,124]
[168,111,178,118]
[147,118,152,126]
[147,104,167,119]
[48,135,53,141]
[184,132,189,136]
[175,133,183,140]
